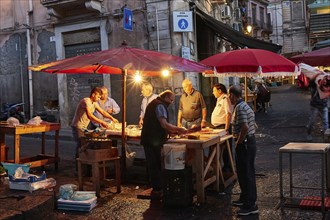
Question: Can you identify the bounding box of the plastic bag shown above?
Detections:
[71,191,96,201]
[59,184,78,200]
[7,117,20,126]
[126,144,136,168]
[27,116,43,125]
[30,178,56,193]
[13,167,25,179]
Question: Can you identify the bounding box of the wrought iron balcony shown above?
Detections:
[247,17,273,33]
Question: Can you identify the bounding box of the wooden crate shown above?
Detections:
[79,147,118,161]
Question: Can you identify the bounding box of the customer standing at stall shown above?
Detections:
[91,86,120,128]
[71,87,119,165]
[178,79,207,129]
[211,83,232,131]
[140,90,186,200]
[229,85,258,216]
[139,82,158,127]
[211,83,233,173]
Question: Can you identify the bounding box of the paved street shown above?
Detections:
[2,83,330,219]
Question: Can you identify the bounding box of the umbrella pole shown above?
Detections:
[244,74,248,102]
[121,69,127,181]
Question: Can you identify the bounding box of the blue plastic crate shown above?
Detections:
[1,162,31,176]
[9,171,46,183]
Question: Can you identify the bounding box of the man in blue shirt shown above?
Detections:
[92,86,120,128]
[141,90,186,200]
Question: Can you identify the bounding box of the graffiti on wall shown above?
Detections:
[69,78,80,104]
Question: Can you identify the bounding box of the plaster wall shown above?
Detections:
[0,0,57,117]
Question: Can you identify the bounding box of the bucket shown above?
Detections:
[163,144,186,170]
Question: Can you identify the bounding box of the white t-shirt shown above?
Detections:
[211,94,232,127]
[71,98,100,130]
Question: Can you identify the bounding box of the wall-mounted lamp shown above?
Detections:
[246,25,252,34]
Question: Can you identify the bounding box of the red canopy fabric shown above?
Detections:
[289,47,330,67]
[29,46,211,76]
[201,48,299,77]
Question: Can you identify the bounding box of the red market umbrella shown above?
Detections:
[200,48,300,101]
[30,46,209,75]
[289,46,330,67]
[29,43,211,174]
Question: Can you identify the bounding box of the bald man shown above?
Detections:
[177,79,207,129]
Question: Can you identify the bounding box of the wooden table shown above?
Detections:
[107,130,236,203]
[278,142,330,217]
[0,123,61,170]
[168,133,235,203]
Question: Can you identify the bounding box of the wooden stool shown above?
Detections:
[77,148,121,197]
[324,129,330,142]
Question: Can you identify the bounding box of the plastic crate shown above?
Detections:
[162,167,193,207]
[1,162,31,176]
[9,171,46,183]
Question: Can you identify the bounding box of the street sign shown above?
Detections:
[173,11,193,32]
[181,46,190,60]
[124,8,133,31]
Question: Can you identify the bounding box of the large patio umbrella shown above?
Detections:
[29,43,212,174]
[289,46,330,67]
[200,48,300,101]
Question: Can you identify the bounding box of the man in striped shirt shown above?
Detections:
[229,85,258,216]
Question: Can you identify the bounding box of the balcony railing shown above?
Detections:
[247,17,273,33]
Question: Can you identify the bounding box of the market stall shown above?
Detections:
[105,126,235,203]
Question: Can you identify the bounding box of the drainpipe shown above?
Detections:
[303,0,309,51]
[18,36,25,114]
[27,0,33,118]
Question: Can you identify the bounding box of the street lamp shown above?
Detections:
[246,25,252,35]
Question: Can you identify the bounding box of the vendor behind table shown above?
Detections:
[177,79,207,129]
[71,87,119,169]
[139,82,158,127]
[140,90,186,200]
[91,86,120,129]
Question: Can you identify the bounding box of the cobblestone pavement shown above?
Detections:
[4,84,330,220]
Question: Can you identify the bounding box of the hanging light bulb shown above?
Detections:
[162,69,170,77]
[134,71,142,82]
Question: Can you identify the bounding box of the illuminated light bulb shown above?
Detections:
[162,69,170,77]
[134,72,142,82]
[246,25,252,33]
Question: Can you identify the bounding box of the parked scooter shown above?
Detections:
[0,102,25,123]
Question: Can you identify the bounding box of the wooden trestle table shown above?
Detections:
[0,123,61,170]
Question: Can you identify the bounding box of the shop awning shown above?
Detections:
[313,39,330,50]
[196,9,282,53]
